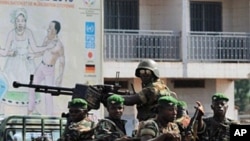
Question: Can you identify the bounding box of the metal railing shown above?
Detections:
[0,115,67,141]
[104,29,181,61]
[104,30,250,62]
[188,32,250,62]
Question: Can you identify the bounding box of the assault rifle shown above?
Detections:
[184,105,200,141]
[13,74,132,110]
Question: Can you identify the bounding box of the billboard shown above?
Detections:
[0,0,103,118]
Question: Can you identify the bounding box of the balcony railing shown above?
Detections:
[104,30,250,62]
[188,32,250,62]
[104,29,181,61]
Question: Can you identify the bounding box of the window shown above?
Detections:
[104,0,139,29]
[173,79,205,88]
[190,1,222,31]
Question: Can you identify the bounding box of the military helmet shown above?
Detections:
[135,59,159,78]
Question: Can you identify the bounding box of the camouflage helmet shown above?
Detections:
[135,59,159,78]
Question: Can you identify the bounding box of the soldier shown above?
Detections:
[121,59,174,122]
[137,95,181,141]
[176,100,197,141]
[57,98,96,141]
[196,93,240,141]
[95,94,134,141]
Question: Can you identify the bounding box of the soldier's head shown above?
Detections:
[135,59,159,85]
[177,100,188,118]
[68,98,88,122]
[211,93,229,117]
[157,96,178,122]
[106,94,125,119]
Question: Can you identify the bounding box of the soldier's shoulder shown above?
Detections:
[96,118,116,127]
[78,118,96,128]
[226,118,240,125]
[139,119,159,137]
[140,119,158,129]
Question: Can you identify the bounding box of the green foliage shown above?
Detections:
[235,79,250,112]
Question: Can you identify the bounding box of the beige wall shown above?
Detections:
[231,0,250,32]
[139,0,182,31]
[139,0,250,32]
[166,79,216,116]
[104,62,250,79]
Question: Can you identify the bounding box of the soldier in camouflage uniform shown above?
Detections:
[196,93,240,141]
[175,100,198,141]
[121,59,174,122]
[58,98,95,141]
[138,95,181,141]
[95,94,134,141]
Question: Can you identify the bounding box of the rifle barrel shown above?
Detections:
[13,81,74,95]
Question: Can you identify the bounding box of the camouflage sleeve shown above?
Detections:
[139,120,158,138]
[94,119,118,140]
[138,81,171,105]
[169,122,181,134]
[138,87,158,104]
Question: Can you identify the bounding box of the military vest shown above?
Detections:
[137,119,180,138]
[198,117,239,141]
[137,79,174,121]
[62,118,95,141]
[95,118,127,141]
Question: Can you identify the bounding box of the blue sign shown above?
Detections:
[85,22,95,35]
[85,22,95,48]
[85,36,95,49]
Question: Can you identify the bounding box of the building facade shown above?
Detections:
[103,0,250,135]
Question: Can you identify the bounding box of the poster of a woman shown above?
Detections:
[0,8,56,114]
[0,8,40,108]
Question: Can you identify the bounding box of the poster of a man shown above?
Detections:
[28,20,65,116]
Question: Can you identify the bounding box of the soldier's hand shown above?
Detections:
[195,101,204,119]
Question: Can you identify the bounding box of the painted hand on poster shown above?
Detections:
[28,20,65,116]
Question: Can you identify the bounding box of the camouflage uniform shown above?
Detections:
[62,118,95,141]
[197,93,239,141]
[137,96,181,141]
[136,79,171,121]
[197,117,237,141]
[175,100,197,141]
[95,94,128,141]
[135,59,173,121]
[95,118,127,141]
[58,98,96,141]
[139,119,180,139]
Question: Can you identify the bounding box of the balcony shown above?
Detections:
[104,30,250,63]
[104,30,181,61]
[188,32,250,62]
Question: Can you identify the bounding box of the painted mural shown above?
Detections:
[0,0,103,119]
